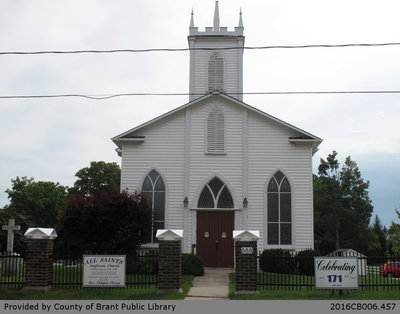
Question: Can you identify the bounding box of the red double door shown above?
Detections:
[196,211,234,268]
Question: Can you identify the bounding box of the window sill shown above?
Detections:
[265,245,295,251]
[205,152,227,155]
[191,207,242,211]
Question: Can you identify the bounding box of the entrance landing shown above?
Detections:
[185,268,233,300]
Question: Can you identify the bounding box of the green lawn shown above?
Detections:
[230,273,400,300]
[0,275,193,300]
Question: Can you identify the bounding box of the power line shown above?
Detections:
[2,42,400,55]
[2,90,400,100]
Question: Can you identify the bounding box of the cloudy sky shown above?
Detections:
[0,0,399,227]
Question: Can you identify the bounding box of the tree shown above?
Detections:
[388,209,400,256]
[4,176,67,228]
[369,215,388,256]
[56,190,151,256]
[314,151,374,255]
[68,161,121,196]
[314,151,345,253]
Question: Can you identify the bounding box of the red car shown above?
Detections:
[380,262,400,278]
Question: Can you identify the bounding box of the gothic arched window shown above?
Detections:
[267,171,292,245]
[142,169,165,243]
[207,107,225,153]
[208,51,224,91]
[198,177,234,208]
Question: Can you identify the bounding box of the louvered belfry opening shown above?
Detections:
[207,107,225,153]
[208,51,224,92]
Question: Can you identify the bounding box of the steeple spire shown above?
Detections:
[190,9,195,28]
[238,8,243,28]
[213,1,220,32]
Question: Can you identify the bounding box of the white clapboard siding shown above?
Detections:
[246,111,314,250]
[120,111,186,231]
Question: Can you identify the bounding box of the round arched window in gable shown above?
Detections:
[198,177,234,209]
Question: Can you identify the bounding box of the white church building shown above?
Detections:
[112,2,322,267]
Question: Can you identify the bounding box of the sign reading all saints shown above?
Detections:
[83,255,126,287]
[314,257,358,289]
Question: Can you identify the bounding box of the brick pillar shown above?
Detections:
[233,230,259,294]
[23,228,57,293]
[156,229,183,293]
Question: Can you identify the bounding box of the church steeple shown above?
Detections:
[213,1,220,32]
[188,2,245,101]
[238,8,243,28]
[189,9,195,28]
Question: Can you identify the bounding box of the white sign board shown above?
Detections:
[314,257,358,289]
[83,255,126,287]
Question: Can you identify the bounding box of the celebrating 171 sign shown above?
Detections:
[314,257,358,289]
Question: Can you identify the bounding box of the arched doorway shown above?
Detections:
[196,177,235,267]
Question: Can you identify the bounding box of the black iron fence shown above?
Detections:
[0,249,158,290]
[257,252,400,291]
[0,253,25,289]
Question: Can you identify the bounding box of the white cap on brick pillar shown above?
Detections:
[24,228,57,239]
[156,229,184,241]
[233,230,260,241]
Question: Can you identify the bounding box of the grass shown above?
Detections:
[229,273,400,300]
[0,275,193,300]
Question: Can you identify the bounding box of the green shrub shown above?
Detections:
[128,250,158,274]
[296,249,320,275]
[181,254,204,276]
[259,249,296,274]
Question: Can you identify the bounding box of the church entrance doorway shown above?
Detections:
[196,211,234,268]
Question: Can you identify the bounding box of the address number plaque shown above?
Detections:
[240,247,254,255]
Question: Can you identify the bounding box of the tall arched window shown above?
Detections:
[208,51,224,91]
[142,169,165,243]
[207,107,225,153]
[267,171,292,245]
[198,177,234,208]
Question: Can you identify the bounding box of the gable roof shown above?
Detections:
[327,249,366,257]
[112,91,322,152]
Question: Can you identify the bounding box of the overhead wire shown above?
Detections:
[1,42,400,100]
[2,90,400,100]
[1,42,400,55]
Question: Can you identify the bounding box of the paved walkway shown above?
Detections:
[185,268,233,300]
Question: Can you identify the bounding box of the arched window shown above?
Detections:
[267,171,292,245]
[207,107,225,153]
[198,177,234,208]
[208,51,224,91]
[142,169,165,243]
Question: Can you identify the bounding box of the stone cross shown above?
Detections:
[2,219,21,253]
